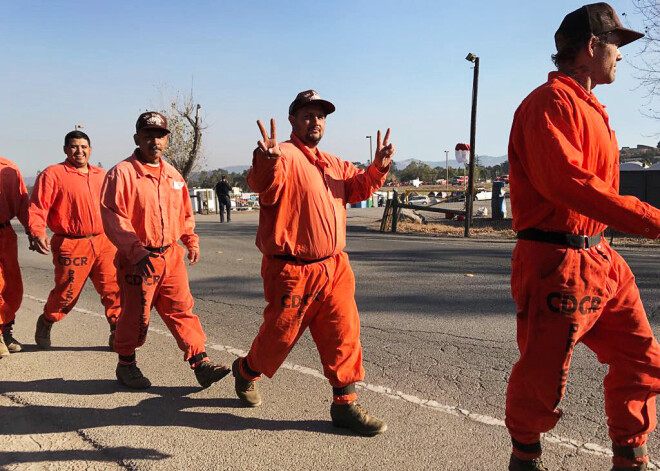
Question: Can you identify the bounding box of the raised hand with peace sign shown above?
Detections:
[255,119,282,160]
[373,128,395,171]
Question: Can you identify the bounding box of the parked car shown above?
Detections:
[408,195,429,205]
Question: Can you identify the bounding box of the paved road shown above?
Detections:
[1,209,659,470]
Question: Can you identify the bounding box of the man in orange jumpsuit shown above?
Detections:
[101,111,230,390]
[29,130,120,350]
[0,157,30,358]
[232,90,394,436]
[505,4,660,470]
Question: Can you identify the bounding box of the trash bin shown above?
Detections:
[491,181,506,220]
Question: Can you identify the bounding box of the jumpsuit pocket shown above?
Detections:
[539,246,572,281]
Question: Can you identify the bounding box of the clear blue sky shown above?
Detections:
[1,0,657,178]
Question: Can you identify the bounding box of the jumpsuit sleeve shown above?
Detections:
[341,160,389,205]
[15,167,30,233]
[28,170,55,238]
[518,96,660,238]
[179,181,199,252]
[247,148,287,206]
[100,170,151,264]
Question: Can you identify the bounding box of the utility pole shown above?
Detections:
[366,135,373,166]
[464,52,479,238]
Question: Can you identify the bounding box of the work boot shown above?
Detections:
[116,363,151,389]
[2,330,22,353]
[0,333,9,358]
[194,360,231,388]
[330,401,388,436]
[612,444,649,470]
[509,454,548,471]
[35,314,53,349]
[108,327,116,351]
[232,358,261,407]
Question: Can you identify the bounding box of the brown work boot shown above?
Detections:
[0,333,9,358]
[116,362,151,389]
[232,358,261,407]
[509,454,548,471]
[3,330,22,353]
[35,314,53,349]
[330,401,387,436]
[195,360,231,388]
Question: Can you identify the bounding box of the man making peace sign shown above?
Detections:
[233,90,394,436]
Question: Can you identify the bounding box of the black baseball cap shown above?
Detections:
[555,3,644,50]
[288,90,335,116]
[135,111,170,134]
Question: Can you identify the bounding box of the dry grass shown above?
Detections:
[375,218,660,248]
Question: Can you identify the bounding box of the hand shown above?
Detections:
[188,247,200,265]
[373,128,395,171]
[33,234,50,255]
[135,253,158,277]
[255,119,282,160]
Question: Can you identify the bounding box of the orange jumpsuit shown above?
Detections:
[100,153,206,363]
[506,72,660,455]
[243,133,388,400]
[0,157,29,329]
[28,161,120,326]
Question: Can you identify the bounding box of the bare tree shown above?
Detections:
[631,0,660,119]
[161,92,205,181]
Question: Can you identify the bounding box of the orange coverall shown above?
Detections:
[0,157,29,329]
[28,161,120,326]
[506,72,660,453]
[100,153,206,362]
[243,133,388,399]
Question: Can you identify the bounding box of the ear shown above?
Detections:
[133,134,139,145]
[587,36,598,58]
[288,115,295,127]
[62,145,67,155]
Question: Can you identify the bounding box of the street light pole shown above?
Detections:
[444,150,449,191]
[464,52,479,238]
[366,135,373,166]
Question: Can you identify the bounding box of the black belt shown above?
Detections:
[517,228,602,249]
[273,254,331,265]
[0,221,10,229]
[145,245,171,253]
[55,233,100,239]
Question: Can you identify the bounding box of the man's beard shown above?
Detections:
[304,130,323,147]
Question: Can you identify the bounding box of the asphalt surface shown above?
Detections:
[1,208,659,470]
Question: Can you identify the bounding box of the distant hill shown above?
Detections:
[395,155,507,169]
[224,165,250,174]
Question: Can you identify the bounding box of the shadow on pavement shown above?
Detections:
[0,447,170,468]
[0,379,341,438]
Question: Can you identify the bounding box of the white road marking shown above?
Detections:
[23,294,659,468]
